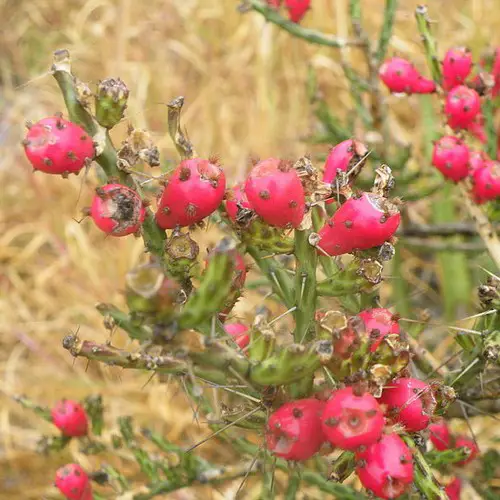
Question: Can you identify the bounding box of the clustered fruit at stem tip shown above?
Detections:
[379,46,500,204]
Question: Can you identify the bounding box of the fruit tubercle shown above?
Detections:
[316,258,384,297]
[164,230,200,287]
[95,77,129,129]
[249,340,332,386]
[178,238,237,330]
[241,218,295,254]
[247,327,276,362]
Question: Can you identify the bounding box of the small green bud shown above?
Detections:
[95,77,129,128]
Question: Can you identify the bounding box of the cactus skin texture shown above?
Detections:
[178,238,236,329]
[317,193,400,256]
[322,139,368,200]
[95,77,129,128]
[245,158,305,228]
[355,433,414,499]
[51,400,89,437]
[156,158,226,229]
[444,85,481,130]
[378,377,436,432]
[431,136,470,182]
[379,57,420,93]
[55,464,92,500]
[471,161,500,204]
[266,398,325,461]
[442,47,473,90]
[23,116,94,176]
[321,387,385,450]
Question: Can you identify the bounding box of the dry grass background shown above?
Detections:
[0,0,499,498]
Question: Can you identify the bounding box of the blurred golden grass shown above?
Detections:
[0,0,499,497]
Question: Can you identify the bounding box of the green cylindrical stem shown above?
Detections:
[248,328,276,362]
[62,334,228,384]
[424,448,469,467]
[190,341,251,380]
[414,5,442,81]
[14,395,52,422]
[402,436,449,500]
[484,99,498,159]
[285,469,301,500]
[250,342,326,386]
[83,394,104,436]
[330,451,356,482]
[247,246,295,308]
[96,303,152,341]
[99,464,130,492]
[246,0,362,49]
[375,0,398,63]
[178,239,236,329]
[294,229,317,342]
[118,416,163,482]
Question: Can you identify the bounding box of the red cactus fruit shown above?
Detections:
[379,57,420,94]
[431,136,470,182]
[428,420,451,451]
[455,435,479,466]
[323,139,368,186]
[51,400,89,437]
[378,377,436,432]
[90,184,146,236]
[55,464,92,500]
[266,398,325,461]
[321,387,385,450]
[244,158,305,228]
[317,192,401,256]
[225,183,253,223]
[156,158,226,229]
[444,477,462,500]
[356,433,414,499]
[471,161,500,204]
[411,75,437,94]
[445,85,481,130]
[23,116,94,176]
[284,0,310,23]
[224,323,250,349]
[357,308,400,352]
[442,47,473,90]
